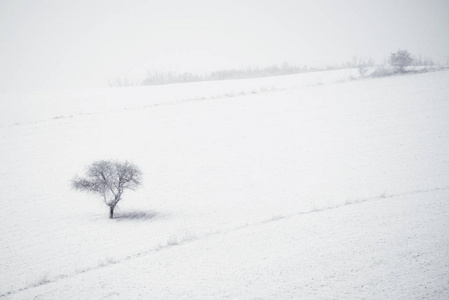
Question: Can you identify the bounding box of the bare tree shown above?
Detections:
[388,50,414,73]
[72,160,142,219]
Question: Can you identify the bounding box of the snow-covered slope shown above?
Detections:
[10,189,449,299]
[1,69,448,298]
[0,69,358,128]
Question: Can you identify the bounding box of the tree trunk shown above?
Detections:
[109,206,114,219]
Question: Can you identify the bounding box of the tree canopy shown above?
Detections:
[72,160,142,219]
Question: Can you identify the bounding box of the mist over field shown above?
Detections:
[1,0,448,93]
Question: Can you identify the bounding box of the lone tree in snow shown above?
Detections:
[388,50,413,73]
[72,160,142,219]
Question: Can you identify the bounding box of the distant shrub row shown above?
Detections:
[109,51,446,87]
[140,63,338,86]
[110,59,375,87]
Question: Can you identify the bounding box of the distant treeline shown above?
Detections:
[108,54,439,87]
[138,58,374,87]
[142,63,308,86]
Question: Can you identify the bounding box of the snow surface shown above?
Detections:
[8,190,449,299]
[1,69,449,298]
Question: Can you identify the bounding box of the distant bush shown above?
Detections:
[358,65,369,77]
[388,50,414,73]
[370,65,395,77]
[108,77,139,87]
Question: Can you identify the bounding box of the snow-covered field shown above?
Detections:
[1,69,448,298]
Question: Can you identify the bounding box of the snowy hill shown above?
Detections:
[1,69,448,298]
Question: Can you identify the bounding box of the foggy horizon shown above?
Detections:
[1,0,448,94]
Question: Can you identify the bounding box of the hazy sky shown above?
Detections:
[1,0,448,94]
